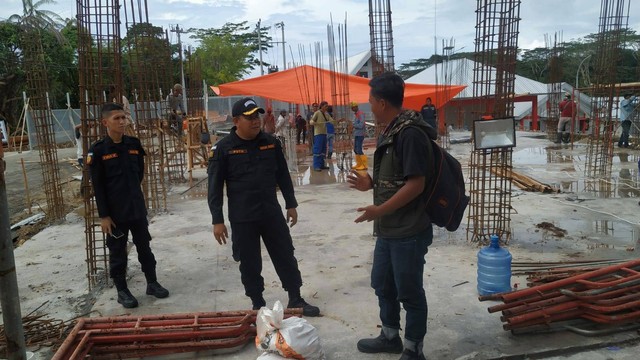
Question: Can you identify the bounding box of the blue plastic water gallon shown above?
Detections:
[477,234,512,296]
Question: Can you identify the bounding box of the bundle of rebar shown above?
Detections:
[52,309,302,360]
[0,314,73,353]
[482,258,640,335]
[512,259,627,287]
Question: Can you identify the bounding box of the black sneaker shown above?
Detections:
[357,330,403,354]
[146,282,169,298]
[399,348,426,360]
[117,289,139,308]
[287,297,320,317]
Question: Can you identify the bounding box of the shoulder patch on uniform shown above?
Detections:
[229,149,248,155]
[102,153,119,160]
[259,144,276,150]
[86,152,93,165]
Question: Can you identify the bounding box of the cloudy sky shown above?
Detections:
[2,0,639,79]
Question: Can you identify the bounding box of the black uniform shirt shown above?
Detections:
[207,128,297,224]
[88,135,147,223]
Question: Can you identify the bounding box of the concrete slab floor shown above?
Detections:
[3,131,640,359]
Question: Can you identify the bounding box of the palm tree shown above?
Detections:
[8,0,64,37]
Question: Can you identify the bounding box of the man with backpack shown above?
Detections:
[347,72,434,360]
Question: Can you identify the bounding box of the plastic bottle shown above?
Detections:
[477,234,512,296]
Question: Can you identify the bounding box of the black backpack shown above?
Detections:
[424,140,469,231]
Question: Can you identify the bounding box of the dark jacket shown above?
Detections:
[373,110,435,238]
[207,128,297,224]
[88,135,147,223]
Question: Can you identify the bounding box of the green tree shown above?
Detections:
[194,33,253,85]
[190,21,273,83]
[0,22,24,127]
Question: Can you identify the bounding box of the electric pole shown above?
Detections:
[275,22,286,70]
[257,19,264,76]
[0,139,27,360]
[171,24,188,115]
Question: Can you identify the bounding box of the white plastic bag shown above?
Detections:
[256,300,325,360]
[257,352,286,359]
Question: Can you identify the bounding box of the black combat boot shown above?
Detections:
[287,296,320,317]
[117,289,139,308]
[357,330,403,354]
[146,281,169,298]
[399,348,427,360]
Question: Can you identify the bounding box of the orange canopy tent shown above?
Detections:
[217,65,465,111]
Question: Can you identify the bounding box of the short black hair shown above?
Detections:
[101,102,124,118]
[319,101,328,107]
[369,72,404,109]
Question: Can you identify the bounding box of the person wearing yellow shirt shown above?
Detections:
[309,101,334,171]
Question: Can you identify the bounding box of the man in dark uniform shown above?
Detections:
[207,97,320,316]
[348,73,434,360]
[420,97,437,130]
[88,103,169,309]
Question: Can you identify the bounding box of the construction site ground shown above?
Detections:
[3,130,640,359]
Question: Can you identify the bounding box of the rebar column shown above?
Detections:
[77,0,124,289]
[123,0,167,213]
[546,33,564,141]
[467,0,521,244]
[160,30,186,183]
[584,0,630,181]
[22,29,66,220]
[368,0,394,77]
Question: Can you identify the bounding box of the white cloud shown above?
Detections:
[1,0,638,79]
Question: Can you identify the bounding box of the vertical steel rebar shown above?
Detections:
[585,0,630,182]
[77,0,123,289]
[22,28,66,220]
[546,32,564,141]
[368,0,394,77]
[123,0,168,213]
[467,0,521,244]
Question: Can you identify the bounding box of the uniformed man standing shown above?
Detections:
[88,103,169,309]
[207,97,320,316]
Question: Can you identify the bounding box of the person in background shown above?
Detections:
[309,101,334,171]
[351,102,367,170]
[347,73,434,360]
[276,109,288,146]
[557,93,576,144]
[618,93,637,148]
[262,107,276,135]
[167,83,185,136]
[420,97,437,130]
[326,105,335,159]
[89,103,169,309]
[306,102,319,148]
[75,123,83,168]
[296,113,307,145]
[207,97,320,317]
